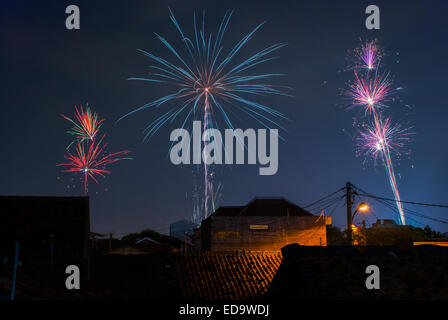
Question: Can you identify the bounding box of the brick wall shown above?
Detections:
[204,216,327,251]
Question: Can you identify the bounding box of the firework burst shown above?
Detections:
[120,9,289,139]
[357,116,414,163]
[120,9,290,222]
[356,39,383,70]
[58,135,131,194]
[346,70,395,114]
[62,105,105,145]
[357,115,415,225]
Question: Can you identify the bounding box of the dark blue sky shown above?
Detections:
[1,0,447,235]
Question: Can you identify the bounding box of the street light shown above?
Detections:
[352,202,369,220]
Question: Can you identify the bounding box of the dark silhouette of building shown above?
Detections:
[0,196,90,267]
[372,219,398,228]
[197,198,331,251]
[267,243,448,300]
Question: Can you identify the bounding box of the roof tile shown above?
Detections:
[175,251,281,300]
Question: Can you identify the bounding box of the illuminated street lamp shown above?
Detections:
[352,202,370,221]
[352,202,369,220]
[345,183,371,245]
[350,202,369,246]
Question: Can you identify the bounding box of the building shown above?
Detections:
[198,198,331,251]
[267,243,448,300]
[109,246,149,255]
[372,219,398,228]
[0,196,90,267]
[91,234,183,255]
[170,219,198,243]
[413,241,448,247]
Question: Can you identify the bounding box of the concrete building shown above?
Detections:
[197,198,331,251]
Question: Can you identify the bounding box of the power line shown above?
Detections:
[355,191,448,209]
[352,184,448,225]
[306,195,345,214]
[303,188,345,209]
[369,196,426,226]
[326,196,345,218]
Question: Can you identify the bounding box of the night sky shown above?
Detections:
[2,0,447,235]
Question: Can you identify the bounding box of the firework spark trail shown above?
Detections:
[120,9,290,222]
[345,40,413,225]
[371,95,407,225]
[58,135,131,194]
[354,87,407,225]
[61,105,105,145]
[203,94,212,220]
[369,113,412,225]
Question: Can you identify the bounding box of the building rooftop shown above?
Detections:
[212,197,313,217]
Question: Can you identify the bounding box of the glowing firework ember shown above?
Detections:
[58,135,131,194]
[62,105,105,144]
[120,9,289,222]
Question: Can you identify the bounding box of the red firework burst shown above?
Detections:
[58,135,131,194]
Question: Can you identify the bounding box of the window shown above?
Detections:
[249,224,269,231]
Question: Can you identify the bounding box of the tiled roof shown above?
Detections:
[212,206,245,217]
[210,198,312,218]
[175,251,282,300]
[239,198,312,216]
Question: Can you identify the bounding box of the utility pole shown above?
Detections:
[108,233,113,254]
[346,182,353,245]
[10,242,19,300]
[362,220,366,246]
[49,234,54,266]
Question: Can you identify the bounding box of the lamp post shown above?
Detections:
[349,202,370,245]
[346,182,353,245]
[50,234,55,266]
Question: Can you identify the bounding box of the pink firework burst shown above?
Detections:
[58,135,131,194]
[356,39,383,70]
[346,70,394,114]
[358,116,414,162]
